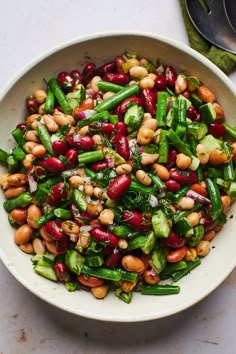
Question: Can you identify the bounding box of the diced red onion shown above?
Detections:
[186,190,211,205]
[150,268,157,276]
[86,88,95,96]
[149,195,158,208]
[27,174,38,193]
[80,225,93,232]
[70,234,78,243]
[50,134,59,142]
[106,157,115,168]
[77,109,96,120]
[73,134,81,143]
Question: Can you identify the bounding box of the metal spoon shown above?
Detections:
[185,0,236,54]
[223,0,236,33]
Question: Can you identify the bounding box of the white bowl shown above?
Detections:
[0,32,236,322]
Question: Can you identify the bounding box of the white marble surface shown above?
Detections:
[0,1,236,353]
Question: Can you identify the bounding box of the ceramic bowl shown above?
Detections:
[0,32,235,322]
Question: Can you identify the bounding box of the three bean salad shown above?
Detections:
[1,51,236,303]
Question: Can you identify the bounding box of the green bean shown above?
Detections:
[118,269,138,282]
[11,128,26,147]
[223,122,236,139]
[148,173,166,190]
[3,192,32,213]
[115,288,133,304]
[223,142,235,181]
[94,84,140,113]
[12,146,26,161]
[36,125,54,156]
[141,284,180,295]
[157,130,169,163]
[54,208,72,219]
[167,129,193,157]
[7,155,19,173]
[43,89,55,113]
[205,177,222,220]
[108,114,119,124]
[0,148,10,163]
[78,150,104,166]
[171,257,201,282]
[48,77,72,114]
[156,91,168,127]
[97,80,124,93]
[81,264,122,281]
[84,167,97,180]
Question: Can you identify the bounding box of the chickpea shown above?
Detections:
[5,187,25,199]
[187,75,200,92]
[117,238,128,249]
[126,58,140,67]
[0,173,10,189]
[139,58,149,65]
[84,184,94,196]
[137,126,154,145]
[185,247,197,261]
[27,204,42,229]
[103,91,115,100]
[141,153,159,165]
[209,149,229,165]
[91,285,109,299]
[186,212,200,227]
[136,170,152,186]
[33,238,46,254]
[22,154,35,169]
[177,197,195,210]
[93,187,107,200]
[175,74,188,94]
[98,209,115,225]
[115,163,132,175]
[76,231,90,250]
[30,119,42,130]
[203,230,216,242]
[196,144,209,164]
[20,243,34,254]
[78,125,89,136]
[197,85,216,103]
[139,76,155,89]
[61,220,80,235]
[121,255,145,274]
[93,134,104,150]
[152,163,170,181]
[129,66,148,79]
[23,141,38,153]
[14,224,33,245]
[86,202,103,216]
[176,153,192,170]
[34,89,47,104]
[221,195,231,214]
[42,114,59,132]
[196,240,210,257]
[26,114,41,127]
[212,102,224,122]
[142,116,158,131]
[90,75,102,93]
[24,130,40,142]
[148,73,157,81]
[143,270,160,285]
[121,280,137,293]
[31,144,47,158]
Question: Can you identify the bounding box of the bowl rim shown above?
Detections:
[0,30,236,322]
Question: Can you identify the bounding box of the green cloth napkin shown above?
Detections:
[179,0,236,74]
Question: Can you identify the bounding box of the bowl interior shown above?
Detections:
[0,32,236,322]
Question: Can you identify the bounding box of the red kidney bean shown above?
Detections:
[119,96,142,114]
[208,122,226,138]
[89,122,114,137]
[91,227,119,247]
[115,136,130,160]
[186,105,197,119]
[26,97,38,114]
[90,161,108,172]
[97,61,116,76]
[44,220,66,241]
[115,56,125,73]
[65,148,78,170]
[77,274,104,288]
[70,203,85,226]
[57,71,75,91]
[56,236,70,254]
[141,89,156,116]
[164,65,177,87]
[42,157,64,174]
[82,63,96,86]
[110,122,128,143]
[202,213,215,232]
[70,69,83,84]
[105,247,121,268]
[107,174,131,200]
[16,122,27,131]
[66,133,95,150]
[46,182,67,205]
[167,149,178,168]
[54,261,72,282]
[161,231,185,248]
[165,179,181,192]
[155,74,167,90]
[167,246,187,263]
[52,140,69,156]
[170,168,198,184]
[103,73,129,85]
[122,211,151,232]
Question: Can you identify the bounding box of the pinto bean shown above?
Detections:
[14,224,33,245]
[4,187,25,199]
[91,285,109,299]
[121,255,146,274]
[27,204,42,228]
[166,246,187,262]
